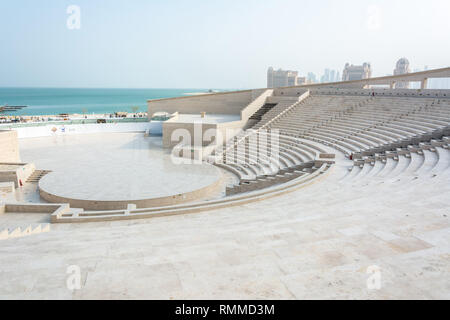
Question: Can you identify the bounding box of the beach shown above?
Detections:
[0,111,148,125]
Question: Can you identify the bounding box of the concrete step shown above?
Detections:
[26,170,51,183]
[0,223,51,241]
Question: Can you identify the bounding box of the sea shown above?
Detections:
[0,88,224,116]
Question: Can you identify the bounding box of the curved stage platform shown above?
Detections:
[19,133,224,210]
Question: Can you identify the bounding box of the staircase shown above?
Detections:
[0,223,50,240]
[249,103,277,121]
[26,170,51,183]
[225,160,331,196]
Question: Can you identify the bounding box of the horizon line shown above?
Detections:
[0,86,242,90]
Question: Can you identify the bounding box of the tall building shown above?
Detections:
[319,69,340,83]
[307,72,317,83]
[267,67,300,88]
[393,58,411,88]
[342,62,372,81]
[330,70,336,83]
[297,77,307,85]
[320,69,331,83]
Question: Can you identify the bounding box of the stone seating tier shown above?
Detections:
[214,93,448,193]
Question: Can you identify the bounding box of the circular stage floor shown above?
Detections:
[19,133,223,210]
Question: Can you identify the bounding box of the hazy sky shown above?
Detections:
[0,0,449,88]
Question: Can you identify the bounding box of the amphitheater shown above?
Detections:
[0,68,449,299]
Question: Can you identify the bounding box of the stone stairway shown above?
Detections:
[0,223,50,240]
[26,170,51,183]
[249,103,277,122]
[225,160,332,196]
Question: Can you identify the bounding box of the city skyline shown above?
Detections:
[0,0,449,89]
[272,61,450,89]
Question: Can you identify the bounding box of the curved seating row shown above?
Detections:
[267,95,449,159]
[212,96,338,194]
[341,137,450,185]
[215,93,449,195]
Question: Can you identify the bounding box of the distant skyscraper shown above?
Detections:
[267,67,300,88]
[330,70,336,83]
[342,63,372,81]
[393,58,411,88]
[319,69,340,83]
[307,72,317,83]
[325,69,330,82]
[297,77,307,85]
[320,69,329,83]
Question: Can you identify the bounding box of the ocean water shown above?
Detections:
[0,88,217,116]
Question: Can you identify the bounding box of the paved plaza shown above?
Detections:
[1,86,449,299]
[0,148,448,299]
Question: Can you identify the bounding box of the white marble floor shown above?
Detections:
[0,154,449,299]
[19,133,222,202]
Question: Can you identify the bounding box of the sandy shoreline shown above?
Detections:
[0,112,148,123]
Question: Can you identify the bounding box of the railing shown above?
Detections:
[240,89,274,121]
[212,91,310,162]
[260,91,310,130]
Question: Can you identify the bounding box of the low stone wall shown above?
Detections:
[6,122,151,139]
[0,130,20,162]
[39,172,225,211]
[0,182,15,203]
[311,88,450,98]
[162,121,218,148]
[272,88,309,97]
[240,89,273,121]
[161,90,275,148]
[148,89,266,116]
[162,118,251,149]
[4,203,63,213]
[0,163,35,187]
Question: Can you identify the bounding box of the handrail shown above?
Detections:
[214,90,310,161]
